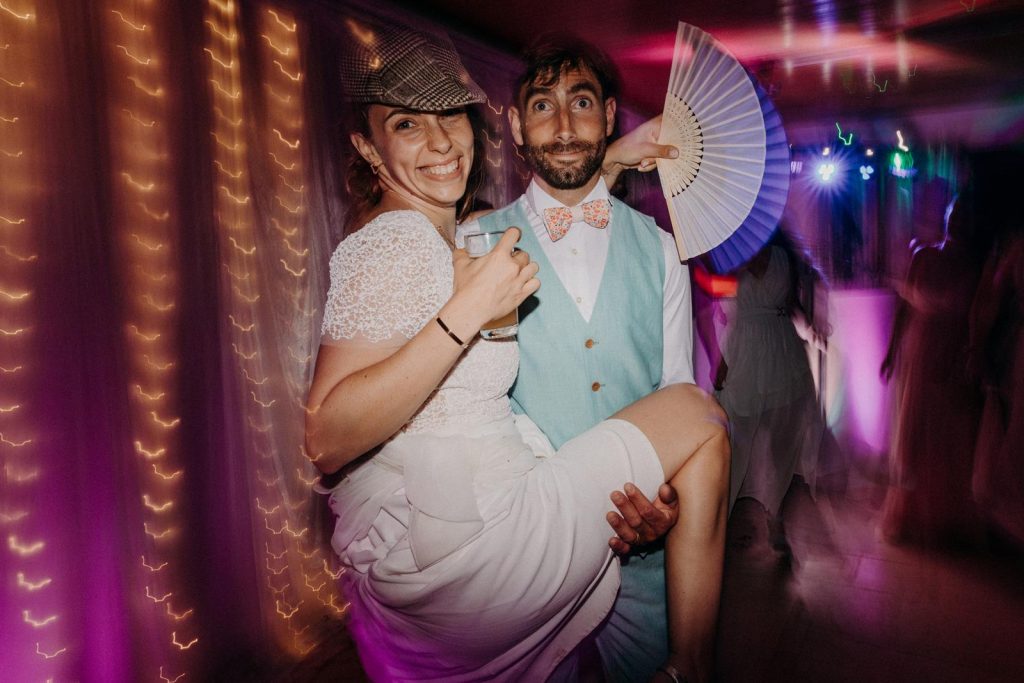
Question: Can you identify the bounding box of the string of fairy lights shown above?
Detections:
[255,5,349,650]
[0,0,61,677]
[205,1,343,658]
[0,0,346,675]
[104,1,196,679]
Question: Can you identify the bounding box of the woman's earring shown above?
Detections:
[370,160,381,175]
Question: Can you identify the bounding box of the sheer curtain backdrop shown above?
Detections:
[0,0,523,679]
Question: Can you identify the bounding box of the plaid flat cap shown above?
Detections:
[340,23,487,111]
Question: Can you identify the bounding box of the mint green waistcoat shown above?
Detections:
[479,197,665,449]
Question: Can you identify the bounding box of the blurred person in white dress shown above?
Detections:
[714,228,829,554]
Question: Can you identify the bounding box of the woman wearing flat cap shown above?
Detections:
[306,23,727,682]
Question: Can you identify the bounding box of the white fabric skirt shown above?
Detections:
[323,414,663,682]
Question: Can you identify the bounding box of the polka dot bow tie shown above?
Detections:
[541,199,611,242]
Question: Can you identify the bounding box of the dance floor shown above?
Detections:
[718,477,1024,683]
[280,473,1024,682]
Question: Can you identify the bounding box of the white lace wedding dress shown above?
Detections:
[318,210,663,682]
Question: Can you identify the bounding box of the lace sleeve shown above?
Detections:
[320,211,453,345]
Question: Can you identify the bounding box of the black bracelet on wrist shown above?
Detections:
[435,317,469,349]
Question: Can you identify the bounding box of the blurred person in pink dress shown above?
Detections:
[880,191,988,548]
[970,229,1024,546]
[969,153,1024,548]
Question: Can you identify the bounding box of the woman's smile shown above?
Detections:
[420,157,462,178]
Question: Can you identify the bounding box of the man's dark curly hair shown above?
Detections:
[513,33,621,109]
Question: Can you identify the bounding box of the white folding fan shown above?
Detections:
[657,22,782,267]
[706,73,791,272]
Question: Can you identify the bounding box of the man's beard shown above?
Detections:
[522,138,607,190]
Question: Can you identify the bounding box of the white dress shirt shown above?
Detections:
[459,178,695,386]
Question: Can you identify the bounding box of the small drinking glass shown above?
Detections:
[463,230,519,339]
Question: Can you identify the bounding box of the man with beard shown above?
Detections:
[459,36,722,683]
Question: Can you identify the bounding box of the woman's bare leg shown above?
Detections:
[612,383,730,683]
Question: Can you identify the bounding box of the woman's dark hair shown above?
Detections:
[459,106,489,223]
[768,227,828,318]
[513,34,621,109]
[341,104,379,235]
[341,104,489,235]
